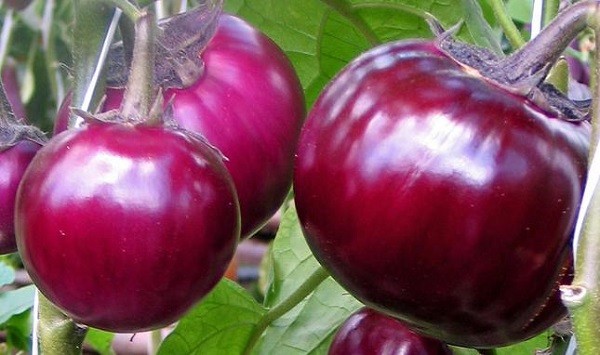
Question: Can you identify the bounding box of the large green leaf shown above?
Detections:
[263,206,323,307]
[253,206,363,354]
[1,309,32,352]
[254,278,362,354]
[157,279,266,355]
[224,0,500,106]
[0,285,35,325]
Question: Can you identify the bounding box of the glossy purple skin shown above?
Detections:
[55,14,305,238]
[0,140,41,254]
[294,41,590,347]
[329,308,452,355]
[15,122,240,332]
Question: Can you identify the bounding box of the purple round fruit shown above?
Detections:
[0,140,41,254]
[294,40,589,347]
[16,121,239,332]
[55,14,305,239]
[329,308,452,355]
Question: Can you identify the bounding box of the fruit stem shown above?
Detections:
[498,0,595,83]
[562,2,600,355]
[121,11,157,121]
[487,0,525,48]
[242,266,330,355]
[37,292,88,355]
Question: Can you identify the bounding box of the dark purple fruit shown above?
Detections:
[16,121,239,332]
[329,308,452,355]
[0,140,41,254]
[294,40,589,347]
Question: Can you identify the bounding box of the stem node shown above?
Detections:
[560,285,588,308]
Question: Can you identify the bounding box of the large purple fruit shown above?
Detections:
[55,14,305,238]
[294,40,589,347]
[16,121,239,332]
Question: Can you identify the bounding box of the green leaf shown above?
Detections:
[225,0,501,107]
[157,279,266,355]
[254,206,363,354]
[85,328,115,355]
[0,285,35,325]
[506,0,533,24]
[449,346,479,355]
[449,331,553,355]
[497,331,552,354]
[263,206,323,307]
[460,0,502,52]
[254,278,362,354]
[0,261,15,287]
[2,309,32,352]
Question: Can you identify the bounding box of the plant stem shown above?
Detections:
[121,11,156,120]
[101,0,142,22]
[242,267,330,355]
[38,293,88,355]
[561,2,600,355]
[486,0,525,49]
[499,0,594,83]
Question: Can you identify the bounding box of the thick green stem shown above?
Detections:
[121,11,156,120]
[242,267,330,355]
[561,2,600,355]
[37,292,88,355]
[118,15,136,69]
[487,0,525,49]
